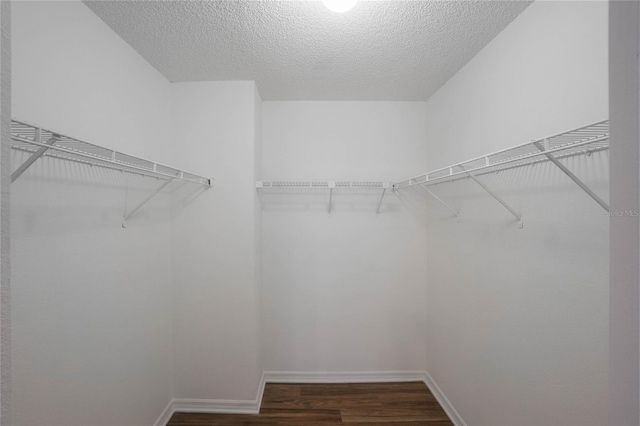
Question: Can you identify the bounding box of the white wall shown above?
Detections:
[0,1,10,423]
[422,2,609,425]
[170,82,262,400]
[11,2,174,425]
[253,86,263,382]
[261,102,428,372]
[609,1,640,424]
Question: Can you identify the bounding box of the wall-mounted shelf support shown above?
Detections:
[122,178,174,228]
[375,188,386,214]
[413,184,459,217]
[533,140,609,211]
[375,182,391,214]
[11,132,58,183]
[328,181,335,214]
[459,165,522,226]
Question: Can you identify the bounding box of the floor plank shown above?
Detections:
[167,382,454,425]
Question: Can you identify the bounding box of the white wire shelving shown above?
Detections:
[11,119,212,227]
[256,121,609,222]
[256,181,391,214]
[393,120,610,226]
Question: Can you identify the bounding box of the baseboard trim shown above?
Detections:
[155,372,266,425]
[172,397,260,414]
[423,371,466,426]
[155,370,465,426]
[152,398,175,426]
[263,370,428,383]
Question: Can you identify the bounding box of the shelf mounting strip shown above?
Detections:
[393,120,609,226]
[10,119,212,227]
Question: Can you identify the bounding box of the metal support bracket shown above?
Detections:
[414,185,459,218]
[11,130,58,183]
[534,140,610,211]
[122,178,173,228]
[376,189,386,214]
[328,181,335,214]
[459,165,523,227]
[375,182,391,214]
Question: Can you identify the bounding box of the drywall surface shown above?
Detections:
[170,82,262,400]
[253,86,263,384]
[0,1,10,424]
[13,1,173,165]
[11,2,173,425]
[609,1,640,424]
[261,102,428,372]
[423,1,609,425]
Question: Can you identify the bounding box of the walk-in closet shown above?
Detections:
[2,1,639,425]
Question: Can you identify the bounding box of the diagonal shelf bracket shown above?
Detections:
[375,183,391,214]
[122,178,174,228]
[534,140,610,211]
[376,188,386,214]
[11,130,58,183]
[459,165,523,227]
[328,181,335,214]
[412,184,459,218]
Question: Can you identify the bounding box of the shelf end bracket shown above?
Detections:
[459,165,522,225]
[122,178,174,228]
[533,140,609,211]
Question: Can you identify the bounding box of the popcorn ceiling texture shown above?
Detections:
[85,0,531,101]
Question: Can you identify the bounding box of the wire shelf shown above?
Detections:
[256,181,389,193]
[256,181,391,214]
[393,120,609,189]
[10,119,212,186]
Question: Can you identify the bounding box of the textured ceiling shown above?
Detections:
[85,0,531,101]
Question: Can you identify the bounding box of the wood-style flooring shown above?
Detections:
[167,382,453,425]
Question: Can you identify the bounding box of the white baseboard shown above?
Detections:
[263,370,428,383]
[152,398,175,426]
[423,371,466,426]
[172,397,260,414]
[154,370,465,426]
[154,372,266,425]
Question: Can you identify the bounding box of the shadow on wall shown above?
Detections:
[10,149,189,234]
[258,188,430,229]
[394,186,435,229]
[170,182,210,220]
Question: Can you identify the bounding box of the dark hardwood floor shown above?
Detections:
[167,382,453,425]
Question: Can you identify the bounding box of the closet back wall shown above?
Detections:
[12,2,173,425]
[261,102,428,373]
